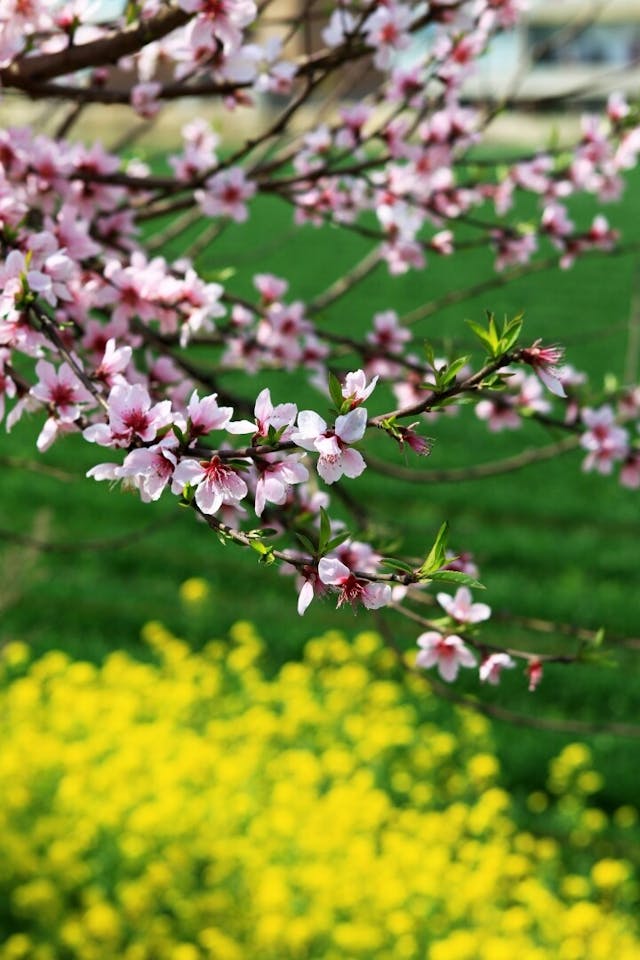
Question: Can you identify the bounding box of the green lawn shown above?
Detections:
[2,167,640,825]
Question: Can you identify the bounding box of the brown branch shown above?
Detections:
[373,613,640,739]
[0,517,179,553]
[2,5,191,84]
[31,306,109,413]
[370,352,518,425]
[10,76,246,105]
[366,436,579,484]
[308,247,382,316]
[0,455,76,483]
[401,241,640,327]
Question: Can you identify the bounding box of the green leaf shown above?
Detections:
[295,532,317,555]
[266,424,286,445]
[381,557,416,574]
[487,312,499,351]
[443,355,471,384]
[328,372,344,411]
[250,541,276,564]
[424,340,436,368]
[181,484,195,504]
[247,528,279,540]
[318,507,332,554]
[326,530,352,552]
[201,266,236,283]
[426,570,485,589]
[465,320,495,353]
[498,312,524,352]
[418,522,449,578]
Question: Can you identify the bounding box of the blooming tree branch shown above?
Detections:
[1,0,640,703]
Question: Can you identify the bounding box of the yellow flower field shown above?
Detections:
[0,620,637,960]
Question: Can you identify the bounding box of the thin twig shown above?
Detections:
[373,613,640,739]
[308,247,382,316]
[624,257,640,385]
[366,436,579,484]
[0,516,180,553]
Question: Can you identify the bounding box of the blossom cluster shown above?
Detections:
[0,622,637,960]
[1,0,640,687]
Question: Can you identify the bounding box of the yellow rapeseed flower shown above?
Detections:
[0,622,636,960]
[179,577,210,605]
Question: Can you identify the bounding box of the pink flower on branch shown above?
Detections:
[253,454,308,516]
[437,587,491,625]
[520,340,567,398]
[131,82,162,119]
[118,438,179,503]
[527,658,543,692]
[184,390,253,444]
[251,387,297,441]
[415,631,477,682]
[196,167,256,223]
[480,652,516,685]
[172,454,249,515]
[295,564,327,616]
[580,406,629,475]
[179,0,257,53]
[0,348,17,423]
[83,383,173,448]
[341,370,378,410]
[318,557,391,611]
[30,359,92,423]
[292,407,368,484]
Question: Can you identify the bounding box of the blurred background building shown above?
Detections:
[463,0,640,104]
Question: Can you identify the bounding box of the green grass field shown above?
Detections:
[2,165,640,827]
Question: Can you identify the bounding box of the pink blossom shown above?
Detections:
[97,254,166,326]
[254,454,308,516]
[321,8,356,47]
[294,563,327,616]
[48,204,100,261]
[332,539,381,576]
[367,311,411,353]
[437,587,491,625]
[443,552,479,579]
[415,632,477,682]
[480,653,516,685]
[620,451,640,490]
[94,339,132,388]
[521,340,567,398]
[476,371,550,431]
[607,91,630,124]
[179,0,257,52]
[527,659,543,692]
[254,273,288,304]
[83,383,173,448]
[341,370,378,409]
[292,407,368,483]
[196,167,256,222]
[131,82,163,119]
[252,387,297,440]
[364,3,414,70]
[30,360,92,422]
[318,557,391,610]
[172,454,248,515]
[0,348,16,423]
[185,390,253,442]
[580,406,629,475]
[118,438,179,502]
